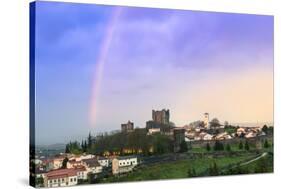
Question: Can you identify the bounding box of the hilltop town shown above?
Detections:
[31,109,273,187]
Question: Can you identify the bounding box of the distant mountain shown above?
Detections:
[36,143,66,150]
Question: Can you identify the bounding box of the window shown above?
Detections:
[50,180,52,184]
[54,179,56,183]
[74,178,76,182]
[62,178,64,182]
[70,178,73,182]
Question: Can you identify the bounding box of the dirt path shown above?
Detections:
[239,152,268,166]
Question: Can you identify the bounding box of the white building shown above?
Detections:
[112,156,138,175]
[74,166,88,180]
[97,157,109,167]
[45,168,78,188]
[82,158,103,174]
[203,133,213,140]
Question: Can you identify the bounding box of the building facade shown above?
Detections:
[112,156,138,175]
[121,120,134,132]
[204,113,209,129]
[44,169,78,188]
[152,109,170,124]
[173,128,186,152]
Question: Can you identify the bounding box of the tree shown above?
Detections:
[206,143,211,151]
[209,162,219,176]
[62,157,69,169]
[264,139,269,148]
[88,132,93,149]
[239,141,243,150]
[210,118,220,128]
[226,144,231,152]
[35,176,44,187]
[180,140,188,153]
[262,125,268,134]
[65,144,70,153]
[214,140,224,151]
[187,167,197,177]
[244,140,250,151]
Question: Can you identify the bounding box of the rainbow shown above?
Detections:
[89,7,123,127]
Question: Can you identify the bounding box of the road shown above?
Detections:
[239,152,268,166]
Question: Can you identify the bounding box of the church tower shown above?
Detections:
[204,113,209,129]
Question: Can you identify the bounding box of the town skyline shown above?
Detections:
[34,1,273,145]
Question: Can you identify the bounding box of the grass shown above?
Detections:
[102,154,258,183]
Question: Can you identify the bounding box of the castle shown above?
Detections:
[121,120,134,132]
[152,109,170,124]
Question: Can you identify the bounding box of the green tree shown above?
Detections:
[210,118,220,128]
[226,144,231,152]
[214,140,224,151]
[180,140,188,153]
[187,167,197,177]
[88,132,93,149]
[244,140,250,151]
[264,139,269,148]
[62,157,69,169]
[35,176,44,187]
[209,162,219,176]
[239,141,243,150]
[65,144,70,153]
[206,143,211,151]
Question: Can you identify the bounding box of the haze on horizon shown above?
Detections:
[34,2,273,145]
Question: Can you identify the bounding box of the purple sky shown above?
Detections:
[34,1,273,145]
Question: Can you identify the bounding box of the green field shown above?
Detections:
[102,153,260,183]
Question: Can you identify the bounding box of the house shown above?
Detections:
[215,132,232,140]
[112,156,138,175]
[97,156,109,167]
[237,127,246,136]
[44,168,78,188]
[245,131,257,138]
[67,160,83,169]
[35,167,47,179]
[52,156,65,170]
[203,133,213,140]
[82,158,103,174]
[74,166,88,180]
[34,159,43,165]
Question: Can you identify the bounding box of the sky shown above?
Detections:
[34,1,274,145]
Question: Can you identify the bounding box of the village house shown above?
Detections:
[97,156,110,167]
[215,132,232,140]
[82,158,103,174]
[35,167,47,179]
[203,133,213,140]
[68,154,95,162]
[74,166,88,180]
[44,168,78,188]
[112,156,138,175]
[67,159,83,169]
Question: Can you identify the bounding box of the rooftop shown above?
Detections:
[46,168,77,180]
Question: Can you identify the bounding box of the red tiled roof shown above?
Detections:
[74,165,86,172]
[46,169,77,180]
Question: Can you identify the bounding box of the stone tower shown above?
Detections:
[204,113,209,129]
[152,109,170,124]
